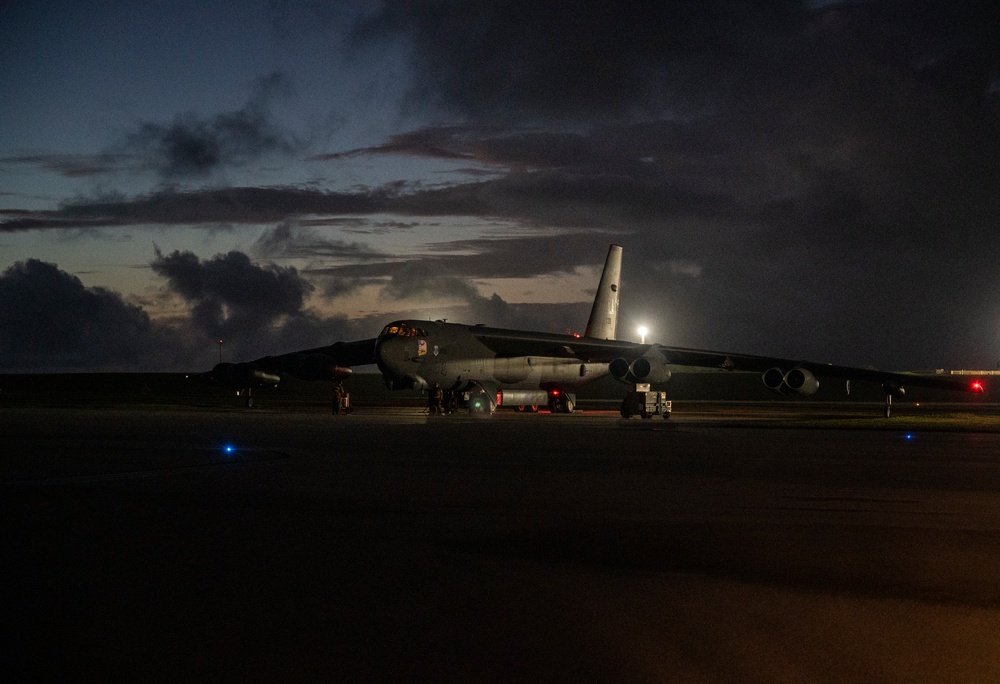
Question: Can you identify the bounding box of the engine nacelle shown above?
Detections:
[212,362,281,388]
[762,367,787,393]
[609,357,631,382]
[609,353,672,385]
[762,367,819,396]
[282,353,352,381]
[784,367,819,395]
[881,383,906,398]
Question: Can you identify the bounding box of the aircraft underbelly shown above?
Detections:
[495,358,608,390]
[420,357,607,390]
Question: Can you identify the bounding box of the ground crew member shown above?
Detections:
[333,381,345,415]
[429,382,443,414]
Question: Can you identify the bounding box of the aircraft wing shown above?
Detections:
[652,345,980,393]
[471,326,639,361]
[249,338,378,375]
[206,337,378,388]
[472,327,984,394]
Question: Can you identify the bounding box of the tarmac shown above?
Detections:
[4,404,1000,682]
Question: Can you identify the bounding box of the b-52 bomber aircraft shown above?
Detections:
[206,244,985,417]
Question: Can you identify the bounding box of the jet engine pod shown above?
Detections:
[629,357,672,384]
[609,355,671,384]
[783,367,819,396]
[213,362,280,388]
[762,367,819,395]
[881,383,906,398]
[609,358,632,383]
[762,367,788,394]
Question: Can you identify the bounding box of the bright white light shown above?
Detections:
[637,325,648,343]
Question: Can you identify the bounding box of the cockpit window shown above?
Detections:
[380,322,427,337]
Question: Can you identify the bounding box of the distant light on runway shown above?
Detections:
[637,325,648,344]
[223,444,236,454]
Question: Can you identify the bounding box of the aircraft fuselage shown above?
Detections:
[375,319,609,395]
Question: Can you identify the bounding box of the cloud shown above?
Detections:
[252,222,387,300]
[339,0,1000,257]
[0,255,369,371]
[148,248,361,361]
[121,72,301,179]
[0,259,186,371]
[352,0,805,122]
[0,186,398,232]
[355,1,999,124]
[668,261,703,279]
[0,167,734,238]
[381,258,483,303]
[150,248,311,334]
[1,154,126,178]
[252,221,387,261]
[307,126,480,162]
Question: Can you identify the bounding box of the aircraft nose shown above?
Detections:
[375,334,403,376]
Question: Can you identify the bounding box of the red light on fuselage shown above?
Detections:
[549,389,561,397]
[971,380,985,393]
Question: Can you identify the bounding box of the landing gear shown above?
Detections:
[546,393,575,413]
[466,385,496,415]
[881,383,904,418]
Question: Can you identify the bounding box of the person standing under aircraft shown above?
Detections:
[333,381,348,415]
[429,383,443,415]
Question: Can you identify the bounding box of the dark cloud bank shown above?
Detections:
[0,255,354,372]
[0,259,179,371]
[345,0,1000,368]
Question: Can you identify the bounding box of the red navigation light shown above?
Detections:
[970,380,985,393]
[549,389,561,397]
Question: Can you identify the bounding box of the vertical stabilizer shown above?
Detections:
[584,244,622,340]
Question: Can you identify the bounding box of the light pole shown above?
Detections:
[218,339,223,363]
[637,326,648,344]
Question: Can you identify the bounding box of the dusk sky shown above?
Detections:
[2,0,998,372]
